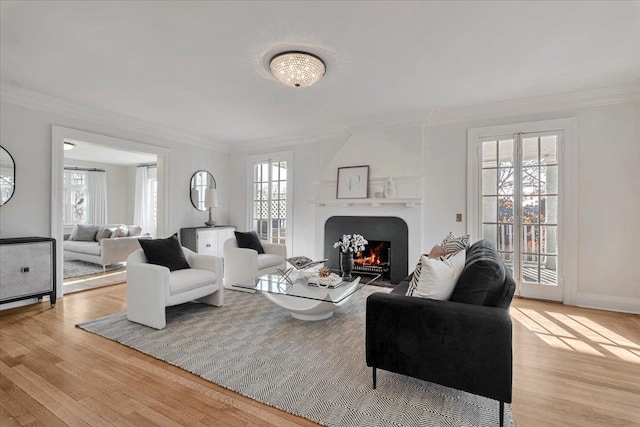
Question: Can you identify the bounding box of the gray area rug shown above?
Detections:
[77,286,513,427]
[64,259,123,278]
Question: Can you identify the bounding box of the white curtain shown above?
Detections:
[134,166,156,237]
[63,169,75,224]
[85,171,107,225]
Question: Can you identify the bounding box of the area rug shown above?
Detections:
[64,259,123,278]
[77,286,513,427]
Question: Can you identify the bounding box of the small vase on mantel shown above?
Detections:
[384,177,397,198]
[340,252,354,282]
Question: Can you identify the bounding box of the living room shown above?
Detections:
[1,2,639,426]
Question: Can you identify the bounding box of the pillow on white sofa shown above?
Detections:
[111,225,129,238]
[69,224,99,242]
[406,249,466,300]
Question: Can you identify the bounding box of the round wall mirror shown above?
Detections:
[190,170,216,211]
[0,146,15,206]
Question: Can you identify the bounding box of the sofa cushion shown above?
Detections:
[391,279,410,296]
[234,231,265,254]
[406,249,466,300]
[169,269,217,295]
[450,240,506,306]
[69,224,99,241]
[138,234,190,271]
[257,253,284,270]
[64,240,102,256]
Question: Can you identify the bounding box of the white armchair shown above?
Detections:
[126,247,223,329]
[223,237,286,292]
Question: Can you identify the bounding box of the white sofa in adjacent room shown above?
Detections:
[63,224,150,270]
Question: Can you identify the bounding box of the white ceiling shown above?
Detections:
[2,1,639,145]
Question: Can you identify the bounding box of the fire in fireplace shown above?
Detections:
[353,240,391,278]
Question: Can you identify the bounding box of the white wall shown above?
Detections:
[63,158,130,226]
[229,101,640,313]
[0,101,229,308]
[424,101,640,313]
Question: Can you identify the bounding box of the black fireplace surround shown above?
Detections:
[324,216,408,284]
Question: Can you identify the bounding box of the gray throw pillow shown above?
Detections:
[97,228,113,241]
[72,224,99,242]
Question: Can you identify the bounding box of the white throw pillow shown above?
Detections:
[407,249,466,300]
[111,224,129,238]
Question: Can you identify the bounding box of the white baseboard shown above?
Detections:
[574,292,640,314]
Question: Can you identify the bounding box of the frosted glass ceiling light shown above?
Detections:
[270,51,326,88]
[63,142,76,150]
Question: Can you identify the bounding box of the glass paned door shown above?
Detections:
[480,132,562,300]
[252,160,287,245]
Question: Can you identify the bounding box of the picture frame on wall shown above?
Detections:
[336,165,369,199]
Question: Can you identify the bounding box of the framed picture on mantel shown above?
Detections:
[336,165,369,199]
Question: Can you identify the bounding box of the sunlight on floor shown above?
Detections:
[512,307,640,364]
[64,270,125,286]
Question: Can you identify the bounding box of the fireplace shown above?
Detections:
[324,216,408,284]
[353,240,391,279]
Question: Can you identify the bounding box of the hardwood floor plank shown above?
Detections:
[0,285,638,427]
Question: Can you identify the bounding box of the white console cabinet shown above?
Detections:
[180,226,235,257]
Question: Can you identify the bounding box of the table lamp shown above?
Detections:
[204,188,219,227]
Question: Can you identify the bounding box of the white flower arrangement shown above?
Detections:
[333,234,368,254]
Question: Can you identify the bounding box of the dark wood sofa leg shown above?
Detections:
[372,367,377,389]
[499,401,504,427]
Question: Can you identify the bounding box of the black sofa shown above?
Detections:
[366,240,516,426]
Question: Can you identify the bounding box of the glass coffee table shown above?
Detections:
[235,270,381,321]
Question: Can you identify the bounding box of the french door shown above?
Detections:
[478,131,563,301]
[249,154,291,248]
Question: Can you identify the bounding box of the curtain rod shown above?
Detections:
[137,163,157,168]
[64,167,105,172]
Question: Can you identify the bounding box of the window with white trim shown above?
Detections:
[63,170,88,225]
[249,153,292,246]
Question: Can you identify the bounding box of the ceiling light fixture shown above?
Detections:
[63,142,76,150]
[269,51,326,88]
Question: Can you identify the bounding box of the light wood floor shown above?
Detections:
[62,266,127,294]
[1,285,638,427]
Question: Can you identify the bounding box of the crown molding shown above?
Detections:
[0,83,229,153]
[427,81,640,126]
[231,81,639,152]
[3,81,637,154]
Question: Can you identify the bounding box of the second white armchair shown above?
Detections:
[223,236,286,292]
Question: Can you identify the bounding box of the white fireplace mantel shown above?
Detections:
[309,198,422,208]
[312,175,424,208]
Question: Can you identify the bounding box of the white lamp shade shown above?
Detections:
[204,188,219,208]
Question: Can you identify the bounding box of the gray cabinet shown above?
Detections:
[180,226,235,257]
[0,237,56,307]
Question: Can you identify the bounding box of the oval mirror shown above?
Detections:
[0,145,15,206]
[190,170,216,211]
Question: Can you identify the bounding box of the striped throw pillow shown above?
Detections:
[441,232,470,253]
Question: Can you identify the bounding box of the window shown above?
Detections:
[249,153,292,246]
[468,119,577,302]
[63,170,87,225]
